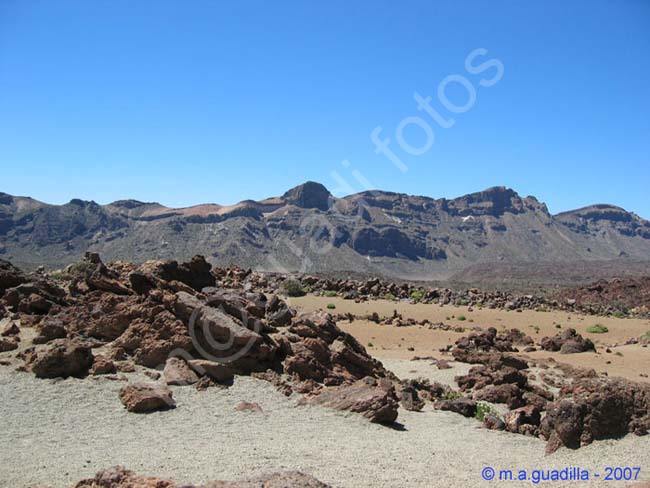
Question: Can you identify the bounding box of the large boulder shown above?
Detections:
[163,357,199,385]
[119,383,175,413]
[187,359,234,383]
[300,377,399,424]
[540,328,595,354]
[138,255,216,292]
[540,377,650,453]
[0,259,26,292]
[28,340,94,378]
[0,335,19,352]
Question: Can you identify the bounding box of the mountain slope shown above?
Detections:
[1,182,650,280]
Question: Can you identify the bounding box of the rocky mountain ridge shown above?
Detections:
[1,182,650,281]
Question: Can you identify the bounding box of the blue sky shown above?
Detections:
[1,0,649,217]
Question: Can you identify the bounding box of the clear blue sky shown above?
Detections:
[1,0,649,217]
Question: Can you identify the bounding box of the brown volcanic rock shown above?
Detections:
[540,328,595,354]
[74,466,330,488]
[32,318,68,344]
[138,255,216,292]
[90,356,117,375]
[8,255,397,423]
[0,335,19,352]
[119,383,175,413]
[163,357,199,385]
[279,312,387,387]
[435,398,477,418]
[0,259,26,291]
[540,377,650,453]
[28,340,94,378]
[187,359,234,383]
[504,405,541,435]
[300,377,399,424]
[554,276,650,315]
[74,466,175,488]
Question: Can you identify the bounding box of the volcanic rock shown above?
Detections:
[540,328,595,354]
[188,359,234,383]
[28,340,94,378]
[301,377,399,424]
[119,383,175,413]
[163,357,199,385]
[435,398,477,418]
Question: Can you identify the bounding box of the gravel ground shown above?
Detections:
[0,360,648,488]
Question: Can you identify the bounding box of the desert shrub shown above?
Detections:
[611,310,626,319]
[367,342,374,348]
[324,290,337,297]
[384,293,396,301]
[443,390,463,401]
[410,289,425,302]
[326,303,336,310]
[475,402,500,422]
[281,279,306,297]
[457,315,467,321]
[555,323,562,329]
[587,324,609,334]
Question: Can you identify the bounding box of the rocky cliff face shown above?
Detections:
[1,183,649,280]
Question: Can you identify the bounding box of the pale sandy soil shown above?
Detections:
[1,298,648,487]
[1,360,649,488]
[289,296,650,383]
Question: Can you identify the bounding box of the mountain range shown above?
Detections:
[2,182,650,282]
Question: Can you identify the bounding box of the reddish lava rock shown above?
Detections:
[119,383,175,413]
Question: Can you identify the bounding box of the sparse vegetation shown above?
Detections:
[642,330,650,341]
[611,310,626,319]
[555,323,562,329]
[443,390,463,401]
[324,290,338,297]
[367,342,374,348]
[457,315,467,321]
[281,279,306,297]
[410,289,425,302]
[475,402,500,422]
[586,324,609,334]
[326,303,336,310]
[384,293,396,301]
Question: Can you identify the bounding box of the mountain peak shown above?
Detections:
[282,181,333,211]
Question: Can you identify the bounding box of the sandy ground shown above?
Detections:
[0,360,649,488]
[289,296,650,383]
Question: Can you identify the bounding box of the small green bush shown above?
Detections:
[410,290,425,302]
[555,323,562,329]
[281,279,306,297]
[475,402,500,422]
[367,342,374,348]
[326,303,336,310]
[457,315,467,321]
[587,324,609,334]
[611,311,626,319]
[443,390,463,401]
[324,290,338,297]
[384,293,396,301]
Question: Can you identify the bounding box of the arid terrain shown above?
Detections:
[3,183,650,284]
[1,254,649,487]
